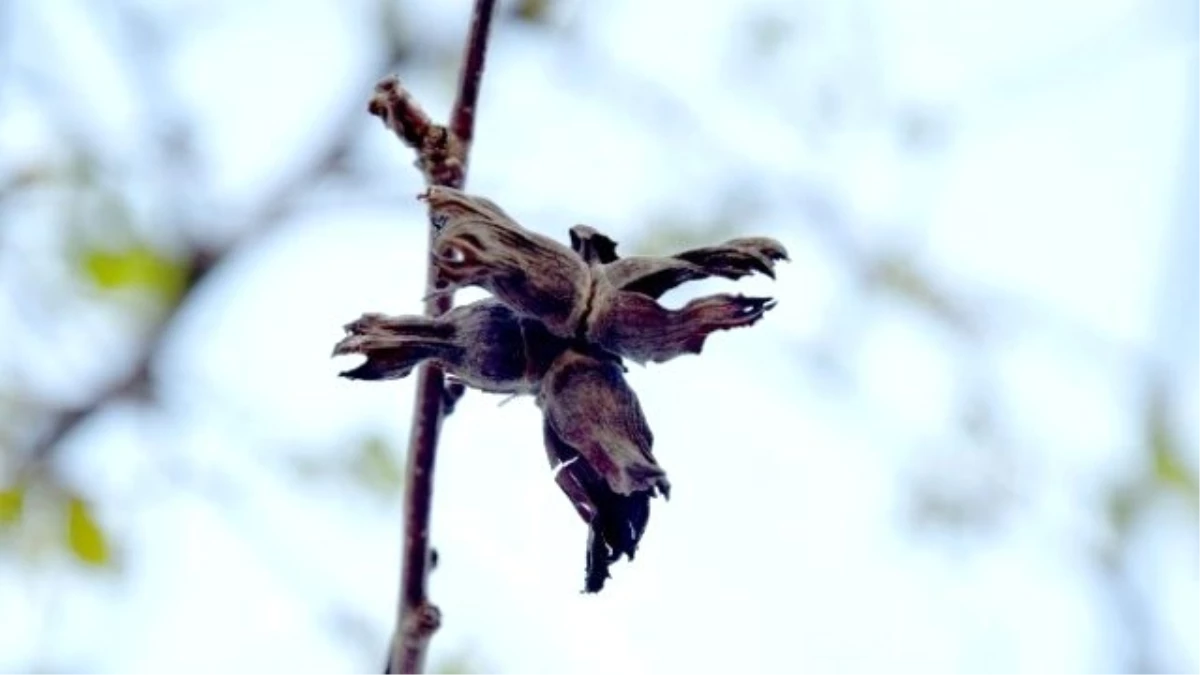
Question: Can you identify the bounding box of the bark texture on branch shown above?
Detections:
[367,1,498,673]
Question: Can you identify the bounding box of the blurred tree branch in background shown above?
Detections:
[0,0,437,670]
[4,1,383,547]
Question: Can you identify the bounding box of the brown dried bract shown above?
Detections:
[585,232,790,299]
[539,349,669,593]
[544,421,659,593]
[538,349,669,497]
[585,289,777,365]
[425,186,789,364]
[336,187,786,592]
[424,186,590,338]
[333,298,569,395]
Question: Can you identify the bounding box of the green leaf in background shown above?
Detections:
[0,484,24,526]
[65,495,110,566]
[81,244,187,305]
[1151,428,1192,491]
[350,435,405,497]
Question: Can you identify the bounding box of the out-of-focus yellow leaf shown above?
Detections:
[0,484,24,526]
[66,495,110,566]
[81,244,186,304]
[433,649,490,675]
[351,435,405,496]
[1144,383,1199,503]
[1151,434,1192,491]
[513,0,552,23]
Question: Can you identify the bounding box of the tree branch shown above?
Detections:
[18,112,362,483]
[448,0,497,151]
[368,1,498,673]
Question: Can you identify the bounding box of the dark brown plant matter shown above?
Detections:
[539,348,669,592]
[336,187,788,592]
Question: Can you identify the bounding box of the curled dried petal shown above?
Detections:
[425,186,590,338]
[674,236,790,279]
[538,348,669,592]
[332,313,457,381]
[333,299,569,394]
[568,223,788,296]
[586,289,778,365]
[600,236,790,299]
[545,424,654,593]
[538,349,669,497]
[599,256,709,300]
[419,188,785,366]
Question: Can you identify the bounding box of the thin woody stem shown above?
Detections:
[448,0,497,152]
[377,0,498,673]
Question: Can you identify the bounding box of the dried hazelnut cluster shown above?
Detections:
[334,187,788,592]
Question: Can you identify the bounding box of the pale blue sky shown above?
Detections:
[0,0,1196,672]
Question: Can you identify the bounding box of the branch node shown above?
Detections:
[406,601,442,637]
[383,1,498,672]
[419,127,467,189]
[369,76,434,150]
[369,76,467,189]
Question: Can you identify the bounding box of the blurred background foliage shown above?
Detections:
[0,0,1196,672]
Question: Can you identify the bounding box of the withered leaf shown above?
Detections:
[546,423,654,593]
[538,348,669,593]
[538,348,669,497]
[333,298,569,395]
[426,187,787,365]
[586,288,777,365]
[425,186,591,339]
[569,224,790,299]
